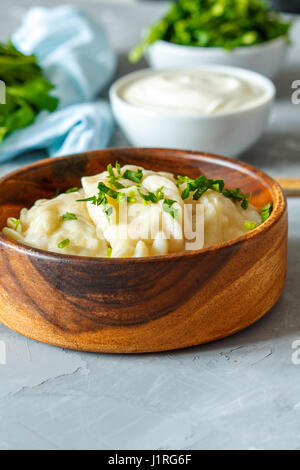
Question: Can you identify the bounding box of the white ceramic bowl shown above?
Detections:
[109,65,275,158]
[146,38,287,78]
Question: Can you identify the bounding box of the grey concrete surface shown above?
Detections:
[0,1,299,450]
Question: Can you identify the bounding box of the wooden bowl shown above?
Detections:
[0,148,287,353]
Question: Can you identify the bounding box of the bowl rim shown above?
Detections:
[0,148,286,265]
[110,66,276,119]
[148,36,288,55]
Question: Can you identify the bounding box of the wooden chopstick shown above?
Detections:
[275,178,300,197]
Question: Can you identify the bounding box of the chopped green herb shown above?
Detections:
[178,174,250,209]
[223,187,249,209]
[106,162,126,189]
[123,168,143,184]
[177,175,191,184]
[62,212,77,221]
[129,0,291,63]
[77,195,99,204]
[138,186,165,205]
[0,41,59,141]
[9,217,20,230]
[115,161,121,176]
[180,176,224,201]
[97,182,119,200]
[261,202,273,222]
[57,238,70,249]
[103,203,113,221]
[163,199,178,219]
[107,163,114,178]
[65,187,79,193]
[107,247,112,258]
[245,220,257,230]
[52,188,60,199]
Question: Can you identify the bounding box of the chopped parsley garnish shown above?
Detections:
[178,174,250,209]
[117,189,137,204]
[103,203,113,220]
[177,175,191,184]
[9,217,20,230]
[163,199,178,219]
[97,182,119,200]
[223,188,249,210]
[65,187,79,193]
[138,186,164,205]
[57,238,70,249]
[52,188,60,199]
[261,202,273,222]
[245,220,257,230]
[77,181,117,220]
[107,163,125,189]
[62,212,77,221]
[123,168,143,184]
[180,176,225,201]
[107,247,112,258]
[115,161,121,176]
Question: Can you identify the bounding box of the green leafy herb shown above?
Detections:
[115,161,121,176]
[261,202,273,222]
[65,187,79,193]
[62,212,77,221]
[177,175,191,184]
[123,168,143,184]
[107,247,112,258]
[0,41,59,141]
[129,0,291,62]
[138,186,164,205]
[77,181,118,220]
[178,174,250,209]
[180,176,225,201]
[163,199,178,219]
[97,182,119,200]
[106,163,126,190]
[9,217,20,230]
[223,187,249,209]
[57,238,70,249]
[103,203,113,221]
[245,220,257,230]
[52,188,60,199]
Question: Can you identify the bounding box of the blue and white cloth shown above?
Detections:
[0,5,117,164]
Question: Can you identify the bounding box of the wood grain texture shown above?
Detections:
[0,148,288,353]
[276,177,300,197]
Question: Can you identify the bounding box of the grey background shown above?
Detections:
[0,1,300,450]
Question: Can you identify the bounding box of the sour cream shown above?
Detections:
[119,69,265,115]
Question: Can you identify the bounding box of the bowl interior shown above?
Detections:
[0,148,278,234]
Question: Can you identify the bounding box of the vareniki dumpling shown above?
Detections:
[3,163,264,258]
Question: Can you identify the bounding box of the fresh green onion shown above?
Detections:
[57,238,70,249]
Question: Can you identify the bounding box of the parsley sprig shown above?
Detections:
[138,186,164,205]
[163,199,178,219]
[178,174,249,209]
[57,238,70,249]
[62,212,77,221]
[261,202,273,222]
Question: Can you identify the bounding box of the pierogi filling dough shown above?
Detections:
[3,164,264,258]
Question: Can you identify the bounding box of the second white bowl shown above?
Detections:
[146,38,287,79]
[109,66,275,158]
